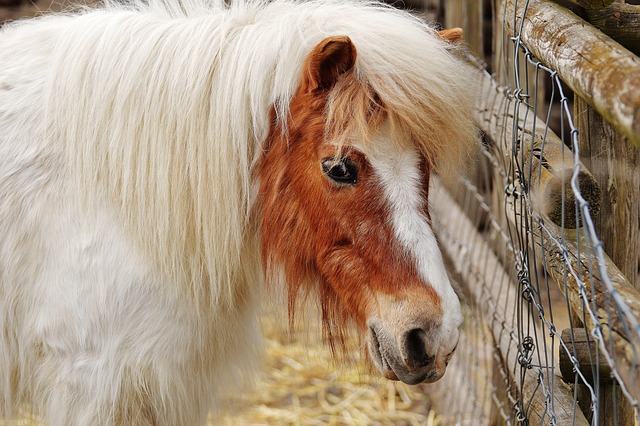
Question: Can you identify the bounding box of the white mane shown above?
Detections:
[40,0,474,307]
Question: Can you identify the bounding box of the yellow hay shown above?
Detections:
[215,316,442,426]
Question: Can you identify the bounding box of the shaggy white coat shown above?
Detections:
[0,0,476,424]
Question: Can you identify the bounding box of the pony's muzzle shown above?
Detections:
[367,318,458,385]
[401,328,436,371]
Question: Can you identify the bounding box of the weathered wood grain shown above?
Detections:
[575,96,640,289]
[575,92,640,425]
[444,0,484,58]
[558,326,636,426]
[503,0,640,147]
[584,3,640,55]
[559,328,613,385]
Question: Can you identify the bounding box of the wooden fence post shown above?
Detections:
[575,99,640,289]
[573,1,640,422]
[443,0,484,58]
[575,92,640,426]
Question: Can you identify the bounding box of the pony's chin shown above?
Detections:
[380,362,437,386]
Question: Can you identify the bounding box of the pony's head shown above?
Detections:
[258,32,474,385]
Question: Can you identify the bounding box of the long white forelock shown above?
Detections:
[42,0,468,307]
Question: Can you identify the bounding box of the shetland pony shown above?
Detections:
[0,0,477,423]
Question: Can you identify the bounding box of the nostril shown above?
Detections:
[402,328,434,369]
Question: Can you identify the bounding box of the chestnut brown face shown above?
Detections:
[257,35,462,385]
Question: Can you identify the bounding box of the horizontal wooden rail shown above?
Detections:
[559,328,613,385]
[430,179,589,425]
[470,63,602,228]
[504,0,640,147]
[584,3,640,56]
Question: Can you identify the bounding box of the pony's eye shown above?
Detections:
[321,157,358,185]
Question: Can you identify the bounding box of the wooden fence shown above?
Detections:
[421,0,640,424]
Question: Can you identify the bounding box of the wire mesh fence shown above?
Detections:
[428,1,640,424]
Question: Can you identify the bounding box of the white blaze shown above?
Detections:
[361,124,463,354]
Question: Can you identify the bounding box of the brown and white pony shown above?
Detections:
[0,0,476,423]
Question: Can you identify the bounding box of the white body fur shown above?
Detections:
[0,0,474,423]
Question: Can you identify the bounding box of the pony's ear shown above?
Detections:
[303,36,357,93]
[438,28,464,42]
